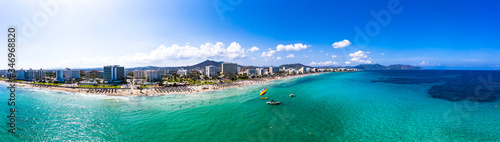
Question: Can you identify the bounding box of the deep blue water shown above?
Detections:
[371,70,500,102]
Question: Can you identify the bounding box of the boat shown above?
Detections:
[289,93,295,97]
[259,88,268,99]
[266,101,280,105]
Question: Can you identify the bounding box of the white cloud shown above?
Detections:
[261,50,277,57]
[277,57,282,60]
[381,53,385,55]
[419,61,429,66]
[286,54,295,58]
[226,42,247,59]
[50,42,247,68]
[249,46,260,52]
[345,61,351,64]
[349,50,373,64]
[310,61,339,66]
[331,55,337,58]
[326,54,329,56]
[332,39,351,48]
[418,61,441,66]
[320,51,323,52]
[276,43,310,51]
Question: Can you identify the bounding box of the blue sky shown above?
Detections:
[1,0,499,69]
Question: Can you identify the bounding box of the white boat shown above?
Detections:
[289,93,295,97]
[266,101,280,105]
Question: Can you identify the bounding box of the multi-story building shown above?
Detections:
[145,70,163,82]
[205,65,216,77]
[222,62,238,75]
[25,68,46,81]
[246,69,257,75]
[103,65,125,82]
[63,68,71,80]
[98,71,104,78]
[269,66,280,75]
[16,69,25,80]
[56,70,64,81]
[71,69,81,79]
[177,69,189,76]
[0,70,6,78]
[133,70,146,79]
[55,68,79,81]
[256,68,264,76]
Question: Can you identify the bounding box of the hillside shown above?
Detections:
[353,64,422,70]
[279,63,310,69]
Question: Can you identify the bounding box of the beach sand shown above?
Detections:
[0,72,329,96]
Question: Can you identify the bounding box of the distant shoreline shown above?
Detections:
[0,72,332,97]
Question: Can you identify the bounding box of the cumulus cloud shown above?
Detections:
[332,39,351,48]
[310,61,339,66]
[226,42,247,59]
[331,55,337,58]
[50,42,247,68]
[419,61,429,66]
[277,57,282,60]
[286,54,295,58]
[261,50,277,57]
[349,50,373,64]
[249,46,260,52]
[345,61,351,64]
[276,43,310,51]
[418,61,441,66]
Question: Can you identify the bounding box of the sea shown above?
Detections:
[1,70,500,141]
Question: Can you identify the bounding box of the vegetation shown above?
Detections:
[140,85,155,88]
[78,85,121,88]
[33,82,62,86]
[194,82,215,85]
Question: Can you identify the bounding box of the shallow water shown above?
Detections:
[1,71,499,141]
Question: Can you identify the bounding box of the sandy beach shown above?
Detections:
[0,72,330,96]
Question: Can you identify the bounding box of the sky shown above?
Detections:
[1,0,499,70]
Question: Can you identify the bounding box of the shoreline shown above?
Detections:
[0,72,333,97]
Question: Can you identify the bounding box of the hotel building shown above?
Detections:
[103,65,125,82]
[205,65,216,77]
[222,62,238,75]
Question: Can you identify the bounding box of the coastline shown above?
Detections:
[0,72,333,97]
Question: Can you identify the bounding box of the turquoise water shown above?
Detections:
[1,71,500,141]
